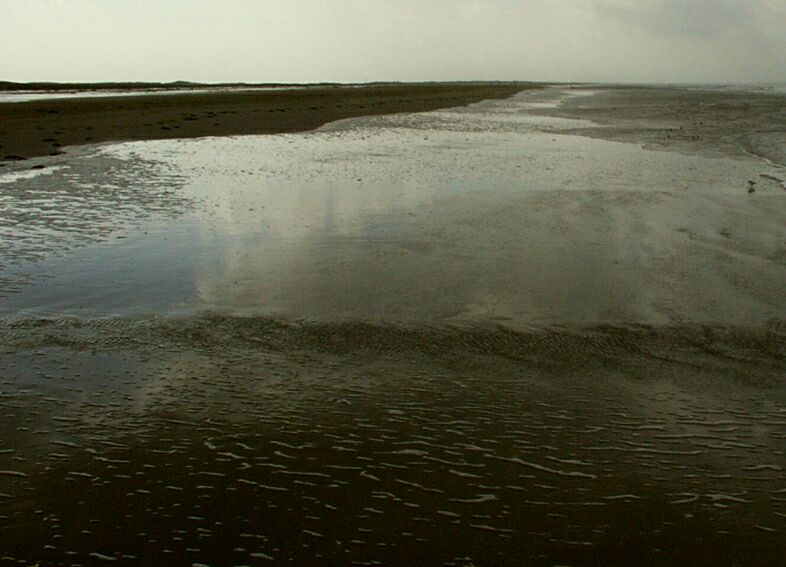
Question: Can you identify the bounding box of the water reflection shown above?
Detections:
[1,91,785,326]
[171,105,783,325]
[2,90,786,565]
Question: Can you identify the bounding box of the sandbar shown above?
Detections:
[0,83,529,162]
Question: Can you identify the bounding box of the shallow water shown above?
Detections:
[2,90,785,326]
[1,88,786,565]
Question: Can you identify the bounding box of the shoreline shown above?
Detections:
[0,83,529,163]
[2,84,786,566]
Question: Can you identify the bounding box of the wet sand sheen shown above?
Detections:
[3,89,784,325]
[1,317,786,565]
[1,86,786,565]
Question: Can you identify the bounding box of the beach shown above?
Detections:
[0,83,525,162]
[1,84,786,565]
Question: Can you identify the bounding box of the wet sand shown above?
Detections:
[0,83,526,162]
[538,86,786,167]
[2,86,786,565]
[1,317,786,566]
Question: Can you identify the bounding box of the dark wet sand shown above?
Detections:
[0,83,527,162]
[2,85,785,565]
[2,317,786,566]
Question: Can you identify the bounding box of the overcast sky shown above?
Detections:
[2,0,785,84]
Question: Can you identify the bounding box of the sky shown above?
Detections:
[2,0,785,84]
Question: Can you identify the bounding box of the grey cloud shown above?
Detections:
[1,0,785,84]
[591,0,779,39]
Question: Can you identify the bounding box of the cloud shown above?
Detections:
[591,0,781,39]
[585,0,786,82]
[0,0,784,83]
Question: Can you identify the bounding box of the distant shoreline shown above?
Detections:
[0,80,529,92]
[0,83,531,163]
[0,81,293,91]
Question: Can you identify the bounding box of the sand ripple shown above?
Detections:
[0,317,784,565]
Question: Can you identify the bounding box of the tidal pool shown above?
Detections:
[2,89,784,326]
